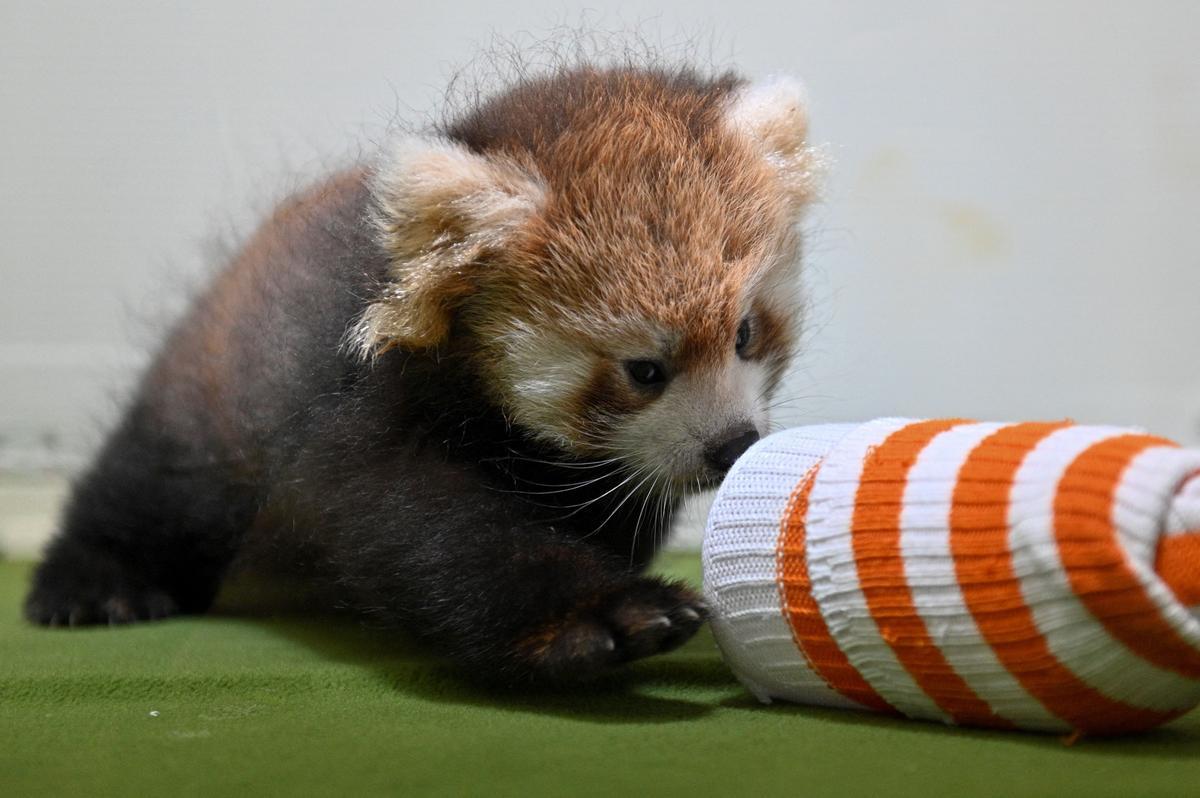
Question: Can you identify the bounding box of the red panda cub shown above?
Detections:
[25,65,817,683]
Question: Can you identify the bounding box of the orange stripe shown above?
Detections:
[851,419,1014,728]
[1157,533,1200,607]
[1055,435,1200,679]
[777,465,895,713]
[952,423,1183,734]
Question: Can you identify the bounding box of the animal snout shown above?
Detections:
[704,426,761,474]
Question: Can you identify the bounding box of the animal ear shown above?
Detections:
[725,76,821,211]
[350,136,545,356]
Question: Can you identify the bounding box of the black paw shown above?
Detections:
[517,578,709,681]
[26,586,180,627]
[24,544,180,628]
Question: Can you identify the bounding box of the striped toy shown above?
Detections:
[702,419,1200,734]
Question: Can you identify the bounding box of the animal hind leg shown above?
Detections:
[24,419,252,627]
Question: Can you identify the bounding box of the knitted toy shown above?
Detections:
[702,419,1200,734]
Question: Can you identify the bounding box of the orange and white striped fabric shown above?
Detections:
[702,419,1200,734]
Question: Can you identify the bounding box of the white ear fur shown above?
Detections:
[350,136,546,356]
[725,76,820,210]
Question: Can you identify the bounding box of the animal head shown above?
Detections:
[352,67,819,494]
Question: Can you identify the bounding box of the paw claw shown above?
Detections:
[27,587,178,628]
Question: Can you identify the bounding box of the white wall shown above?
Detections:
[3,0,1199,472]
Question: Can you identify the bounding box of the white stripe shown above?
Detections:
[1162,466,1200,538]
[899,422,1066,730]
[805,418,949,722]
[1111,445,1200,649]
[1010,426,1200,712]
[703,425,862,709]
[1162,467,1200,614]
[1115,446,1200,556]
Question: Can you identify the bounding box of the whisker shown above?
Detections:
[592,466,659,542]
[483,453,622,470]
[555,466,644,511]
[630,470,664,566]
[501,468,623,494]
[655,483,673,553]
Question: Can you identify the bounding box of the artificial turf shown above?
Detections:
[2,553,1198,797]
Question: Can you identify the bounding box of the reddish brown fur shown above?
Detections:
[449,68,799,373]
[569,361,651,432]
[346,65,812,468]
[748,299,795,391]
[142,168,371,466]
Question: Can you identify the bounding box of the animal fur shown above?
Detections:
[24,63,818,683]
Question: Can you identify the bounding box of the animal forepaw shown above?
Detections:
[516,578,708,681]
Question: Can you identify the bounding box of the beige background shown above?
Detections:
[2,2,1198,549]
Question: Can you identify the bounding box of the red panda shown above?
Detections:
[24,63,818,683]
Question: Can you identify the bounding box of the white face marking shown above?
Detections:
[610,358,772,492]
[485,314,781,495]
[487,320,595,450]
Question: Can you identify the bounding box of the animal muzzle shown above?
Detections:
[704,425,761,474]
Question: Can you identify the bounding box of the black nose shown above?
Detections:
[704,426,761,473]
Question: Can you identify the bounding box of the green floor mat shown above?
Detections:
[2,554,1198,797]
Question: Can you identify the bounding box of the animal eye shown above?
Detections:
[625,359,668,387]
[735,318,752,355]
